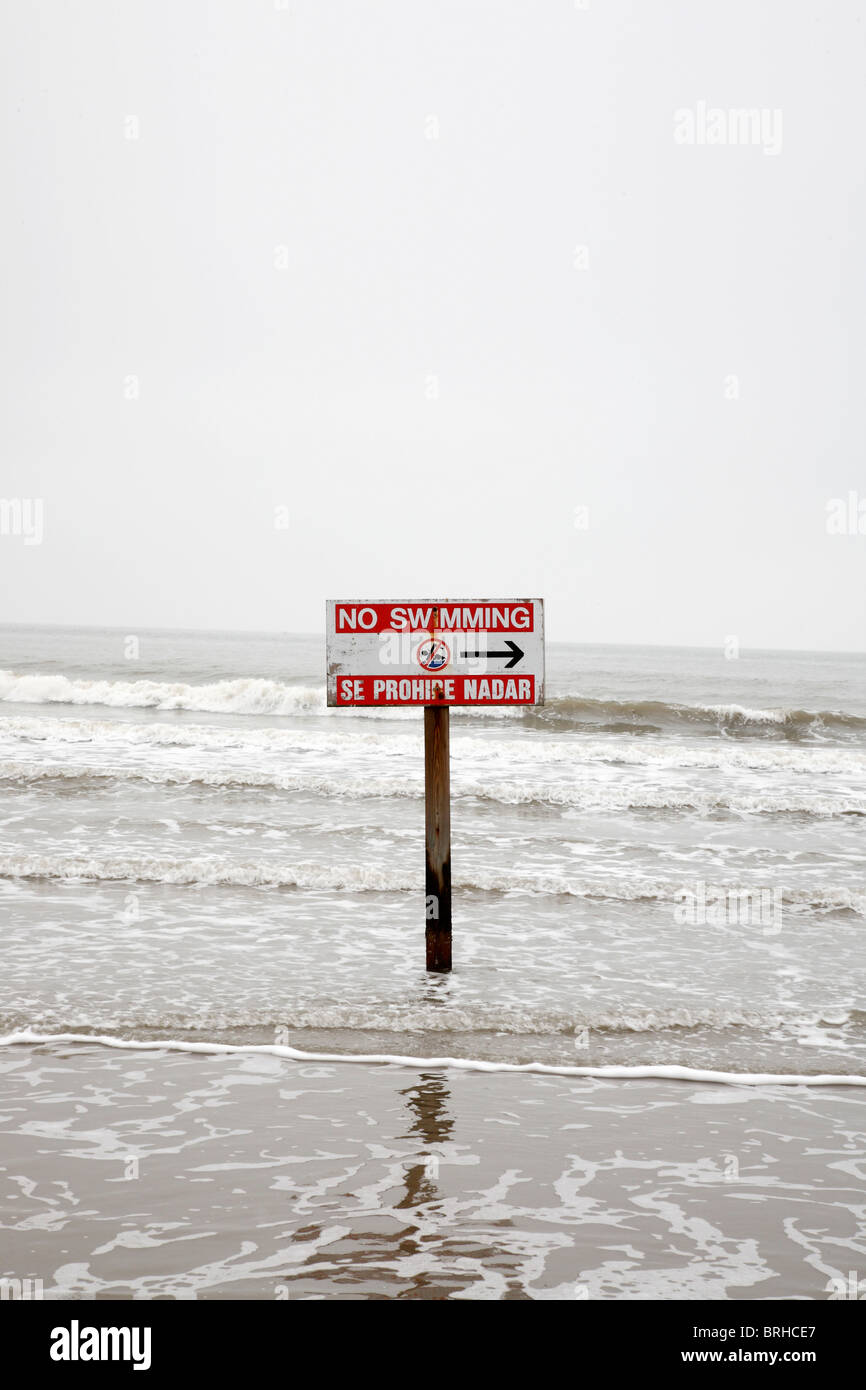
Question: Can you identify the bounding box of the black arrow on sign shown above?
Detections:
[460,639,524,669]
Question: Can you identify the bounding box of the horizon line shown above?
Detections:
[0,621,863,659]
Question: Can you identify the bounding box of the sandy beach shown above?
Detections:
[2,1041,863,1301]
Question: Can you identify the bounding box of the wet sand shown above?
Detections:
[1,1043,863,1300]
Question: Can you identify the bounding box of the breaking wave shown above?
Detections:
[530,694,866,736]
[1,671,863,739]
[1,851,863,914]
[1,714,863,775]
[0,759,862,815]
[0,671,324,717]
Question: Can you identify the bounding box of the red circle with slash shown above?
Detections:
[417,638,451,672]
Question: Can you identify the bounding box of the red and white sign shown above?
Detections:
[326,599,545,706]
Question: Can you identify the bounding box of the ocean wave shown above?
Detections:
[0,851,862,914]
[1,714,863,776]
[0,759,862,816]
[1,670,863,739]
[532,694,866,737]
[1,1030,864,1085]
[0,671,325,717]
[2,1002,862,1039]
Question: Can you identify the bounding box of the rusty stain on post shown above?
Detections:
[424,704,451,972]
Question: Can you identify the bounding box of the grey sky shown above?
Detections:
[2,0,864,650]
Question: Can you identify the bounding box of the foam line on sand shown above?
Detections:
[2,1030,865,1087]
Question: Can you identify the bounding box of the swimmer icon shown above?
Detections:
[416,638,451,672]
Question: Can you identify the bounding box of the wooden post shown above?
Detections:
[424,704,451,972]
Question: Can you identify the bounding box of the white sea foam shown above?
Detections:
[0,671,326,716]
[0,850,862,914]
[1,713,863,776]
[702,703,789,724]
[2,1030,864,1086]
[1,758,862,815]
[3,1000,862,1041]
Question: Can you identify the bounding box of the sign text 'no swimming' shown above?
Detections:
[326,600,545,971]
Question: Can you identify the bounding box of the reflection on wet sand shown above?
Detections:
[3,1048,863,1300]
[397,1072,454,1209]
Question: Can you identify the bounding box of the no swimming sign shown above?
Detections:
[326,599,545,707]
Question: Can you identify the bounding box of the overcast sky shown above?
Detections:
[2,0,864,650]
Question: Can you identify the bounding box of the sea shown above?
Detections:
[1,626,864,1082]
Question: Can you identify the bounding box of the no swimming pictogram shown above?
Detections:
[417,638,451,671]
